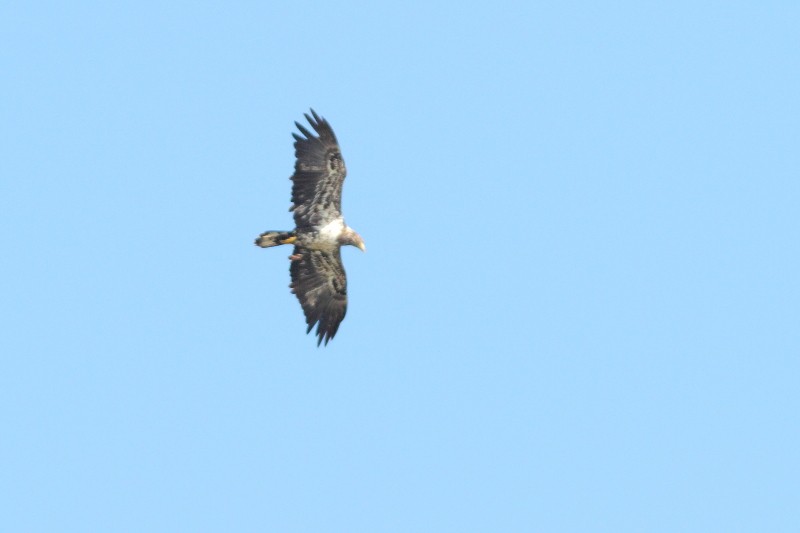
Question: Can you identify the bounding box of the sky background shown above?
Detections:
[1,1,799,531]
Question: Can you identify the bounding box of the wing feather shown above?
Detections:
[290,109,346,229]
[289,248,348,346]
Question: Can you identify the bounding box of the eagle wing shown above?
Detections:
[290,109,347,229]
[290,247,348,346]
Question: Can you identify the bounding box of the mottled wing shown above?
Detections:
[290,109,346,229]
[289,247,348,346]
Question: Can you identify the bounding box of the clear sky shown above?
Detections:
[2,2,798,531]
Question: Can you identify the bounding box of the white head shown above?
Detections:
[339,227,366,251]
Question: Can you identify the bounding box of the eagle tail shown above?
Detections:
[255,230,296,248]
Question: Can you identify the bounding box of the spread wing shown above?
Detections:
[290,109,347,230]
[289,247,348,346]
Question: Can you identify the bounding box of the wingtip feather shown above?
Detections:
[295,122,313,139]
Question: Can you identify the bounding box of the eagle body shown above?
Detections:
[297,217,345,250]
[255,110,365,346]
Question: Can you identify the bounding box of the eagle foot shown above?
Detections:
[289,253,303,261]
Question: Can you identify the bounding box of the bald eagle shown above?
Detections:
[255,110,365,346]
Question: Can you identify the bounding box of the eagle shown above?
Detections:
[255,110,365,346]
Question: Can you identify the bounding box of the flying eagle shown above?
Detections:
[255,110,365,346]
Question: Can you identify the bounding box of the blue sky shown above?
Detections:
[2,1,798,531]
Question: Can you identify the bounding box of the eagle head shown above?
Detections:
[340,227,366,252]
